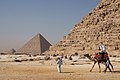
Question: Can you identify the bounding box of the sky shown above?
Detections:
[0,0,100,51]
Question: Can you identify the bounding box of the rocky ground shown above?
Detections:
[0,55,120,80]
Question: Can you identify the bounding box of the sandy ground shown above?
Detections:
[0,57,120,80]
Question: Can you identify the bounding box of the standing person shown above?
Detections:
[56,57,62,73]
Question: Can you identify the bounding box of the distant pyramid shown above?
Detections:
[17,33,51,55]
[8,48,16,54]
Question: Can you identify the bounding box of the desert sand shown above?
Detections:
[0,56,120,80]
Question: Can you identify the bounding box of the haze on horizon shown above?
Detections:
[0,0,99,51]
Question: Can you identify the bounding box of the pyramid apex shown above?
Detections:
[35,33,41,36]
[37,33,41,35]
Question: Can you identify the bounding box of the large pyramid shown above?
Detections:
[49,0,120,55]
[17,33,51,55]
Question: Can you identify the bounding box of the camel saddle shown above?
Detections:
[94,52,109,61]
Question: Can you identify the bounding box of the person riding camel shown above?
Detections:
[99,42,108,61]
[99,42,106,53]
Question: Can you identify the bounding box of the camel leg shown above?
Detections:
[104,61,108,72]
[109,61,114,71]
[107,60,112,72]
[104,60,112,73]
[98,62,101,72]
[108,66,112,72]
[90,61,96,72]
[105,65,112,72]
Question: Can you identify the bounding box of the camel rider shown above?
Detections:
[99,42,107,60]
[99,44,106,54]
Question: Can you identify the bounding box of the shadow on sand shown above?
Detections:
[61,72,75,73]
[112,71,120,73]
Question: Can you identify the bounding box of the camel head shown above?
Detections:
[84,54,90,57]
[84,53,94,61]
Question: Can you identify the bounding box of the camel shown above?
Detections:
[84,53,113,72]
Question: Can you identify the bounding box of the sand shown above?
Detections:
[0,57,120,80]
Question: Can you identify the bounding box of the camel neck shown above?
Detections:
[86,55,95,61]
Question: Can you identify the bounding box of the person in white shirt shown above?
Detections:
[99,42,108,61]
[99,44,106,53]
[99,42,106,54]
[56,57,62,73]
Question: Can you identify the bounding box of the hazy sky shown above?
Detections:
[0,0,99,51]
